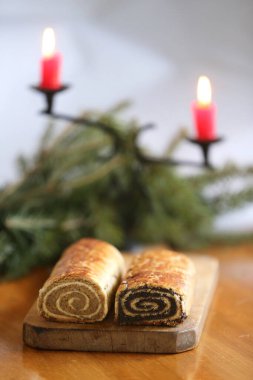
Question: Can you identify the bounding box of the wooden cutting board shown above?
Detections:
[23,254,218,354]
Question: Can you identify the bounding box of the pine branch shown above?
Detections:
[188,163,253,189]
[1,103,253,280]
[207,186,253,214]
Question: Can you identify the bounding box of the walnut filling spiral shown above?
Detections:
[115,248,195,326]
[40,280,103,321]
[38,238,125,323]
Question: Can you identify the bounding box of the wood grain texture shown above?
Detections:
[1,245,253,380]
[23,255,218,353]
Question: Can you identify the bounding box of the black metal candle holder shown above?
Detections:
[186,137,224,169]
[31,84,70,114]
[31,83,224,170]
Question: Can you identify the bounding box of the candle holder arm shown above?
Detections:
[48,111,124,159]
[134,126,206,168]
[31,83,224,170]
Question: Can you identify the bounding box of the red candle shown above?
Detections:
[40,28,62,90]
[192,76,216,140]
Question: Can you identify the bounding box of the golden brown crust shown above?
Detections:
[38,238,125,323]
[115,248,195,326]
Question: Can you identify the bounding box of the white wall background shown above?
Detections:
[1,0,253,231]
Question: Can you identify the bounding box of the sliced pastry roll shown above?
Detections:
[115,248,195,326]
[38,238,125,323]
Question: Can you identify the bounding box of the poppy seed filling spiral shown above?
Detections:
[118,286,185,323]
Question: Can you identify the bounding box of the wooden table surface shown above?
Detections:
[1,245,253,380]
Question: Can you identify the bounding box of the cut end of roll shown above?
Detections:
[115,285,187,326]
[38,277,107,322]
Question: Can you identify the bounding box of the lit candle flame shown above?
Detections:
[42,28,56,58]
[197,76,212,106]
